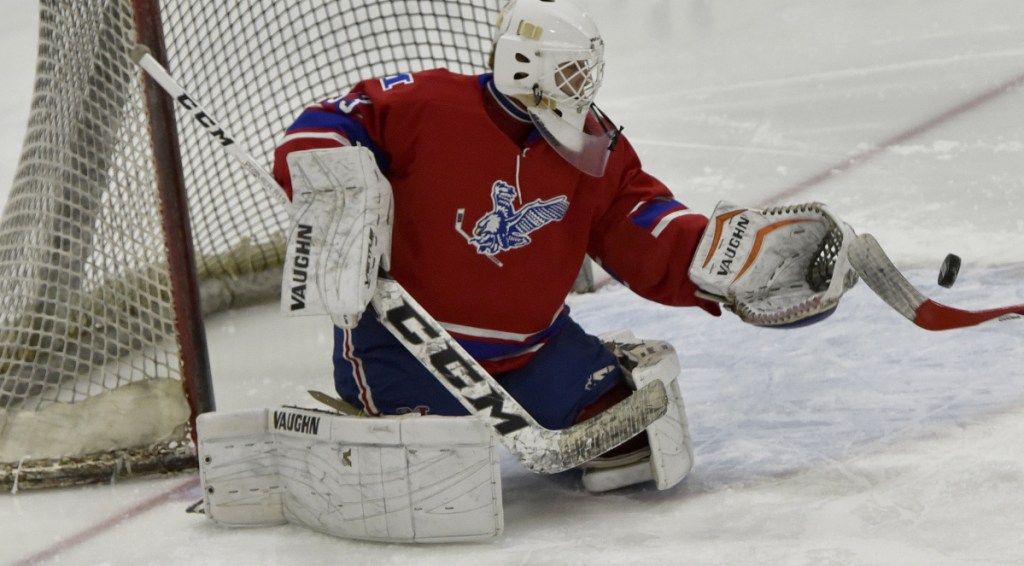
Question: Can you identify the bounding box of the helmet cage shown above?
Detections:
[533,38,605,113]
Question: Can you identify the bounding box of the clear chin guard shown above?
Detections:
[528,105,615,177]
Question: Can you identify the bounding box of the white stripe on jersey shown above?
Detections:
[439,308,565,343]
[279,131,352,146]
[439,321,536,342]
[484,342,546,361]
[628,200,648,216]
[652,209,699,238]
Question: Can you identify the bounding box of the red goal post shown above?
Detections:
[0,0,500,490]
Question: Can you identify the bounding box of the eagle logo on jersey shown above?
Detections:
[462,180,569,257]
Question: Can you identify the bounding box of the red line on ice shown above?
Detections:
[12,477,199,566]
[758,69,1024,206]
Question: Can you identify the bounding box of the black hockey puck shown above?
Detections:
[938,253,961,288]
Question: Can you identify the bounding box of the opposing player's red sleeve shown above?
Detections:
[588,147,721,316]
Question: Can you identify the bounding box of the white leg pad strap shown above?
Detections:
[624,340,694,489]
[197,408,503,543]
[583,334,693,492]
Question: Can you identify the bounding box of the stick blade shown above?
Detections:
[506,380,669,474]
[915,299,1024,331]
[850,234,1024,330]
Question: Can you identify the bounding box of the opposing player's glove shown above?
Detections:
[688,201,858,327]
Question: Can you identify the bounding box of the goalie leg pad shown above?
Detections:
[197,408,503,543]
[582,334,693,492]
[282,146,394,328]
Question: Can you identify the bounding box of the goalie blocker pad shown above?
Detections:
[282,146,394,328]
[689,201,858,327]
[196,408,502,543]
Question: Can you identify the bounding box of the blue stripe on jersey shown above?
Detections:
[452,311,570,362]
[629,198,686,231]
[287,108,390,172]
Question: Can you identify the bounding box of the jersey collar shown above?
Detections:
[481,74,531,123]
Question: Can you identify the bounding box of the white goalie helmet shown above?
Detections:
[492,0,618,176]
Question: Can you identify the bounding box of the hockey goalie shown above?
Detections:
[194,0,858,543]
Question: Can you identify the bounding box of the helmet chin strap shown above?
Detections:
[531,84,543,106]
[589,103,624,151]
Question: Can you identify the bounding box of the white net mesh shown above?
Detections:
[0,0,498,489]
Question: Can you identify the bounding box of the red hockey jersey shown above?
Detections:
[274,69,718,374]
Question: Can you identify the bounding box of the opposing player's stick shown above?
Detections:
[131,45,667,473]
[849,234,1024,330]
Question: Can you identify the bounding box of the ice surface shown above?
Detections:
[3,1,1024,564]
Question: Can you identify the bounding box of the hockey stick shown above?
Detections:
[130,45,668,473]
[848,234,1024,330]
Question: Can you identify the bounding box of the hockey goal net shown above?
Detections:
[0,0,498,490]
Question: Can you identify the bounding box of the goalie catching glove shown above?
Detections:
[688,201,858,327]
